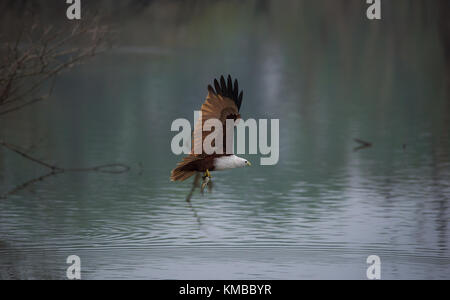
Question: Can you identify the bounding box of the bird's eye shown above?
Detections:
[245,161,248,164]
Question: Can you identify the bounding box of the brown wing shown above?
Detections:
[191,75,243,156]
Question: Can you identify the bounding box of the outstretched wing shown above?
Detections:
[191,75,243,156]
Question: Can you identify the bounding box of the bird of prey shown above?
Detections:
[170,75,251,187]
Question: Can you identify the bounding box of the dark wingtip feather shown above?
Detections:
[210,75,244,111]
[227,75,233,96]
[220,76,226,94]
[237,91,243,110]
[214,79,221,95]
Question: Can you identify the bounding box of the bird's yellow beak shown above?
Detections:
[246,161,252,166]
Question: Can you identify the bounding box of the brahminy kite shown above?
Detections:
[170,75,251,185]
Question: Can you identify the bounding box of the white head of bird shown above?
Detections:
[214,155,251,171]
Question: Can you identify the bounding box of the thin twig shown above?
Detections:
[0,96,47,116]
[0,140,60,170]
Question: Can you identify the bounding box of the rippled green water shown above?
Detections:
[1,1,449,279]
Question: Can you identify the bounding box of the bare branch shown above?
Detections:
[0,140,130,199]
[0,16,111,116]
[0,140,61,170]
[0,16,124,200]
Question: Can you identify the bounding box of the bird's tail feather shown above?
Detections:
[171,170,196,182]
[170,155,199,182]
